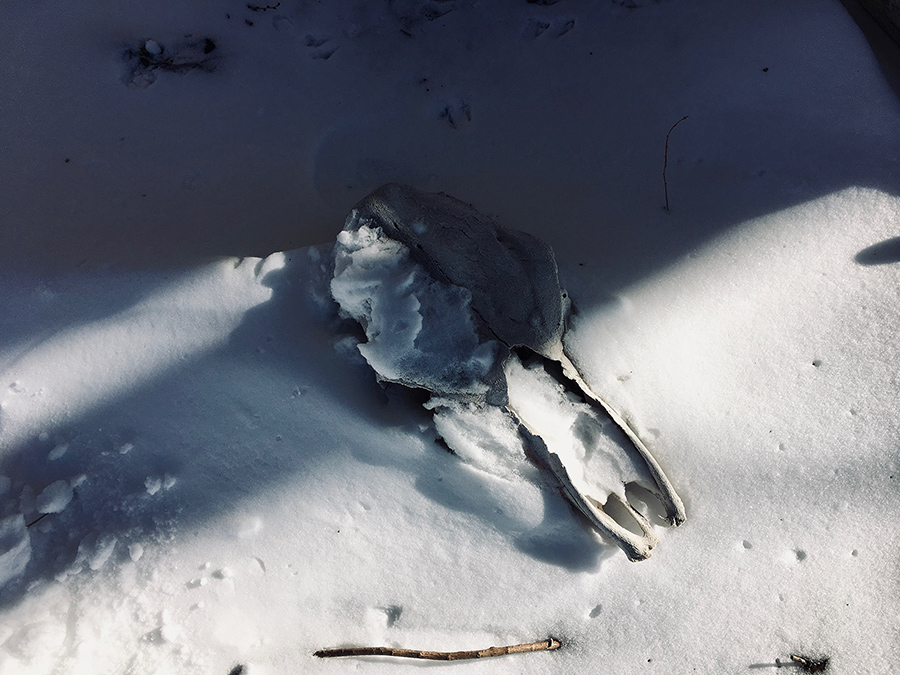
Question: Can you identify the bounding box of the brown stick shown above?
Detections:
[663,115,689,212]
[314,638,561,660]
[26,513,49,528]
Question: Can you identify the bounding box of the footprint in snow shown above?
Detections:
[366,605,402,629]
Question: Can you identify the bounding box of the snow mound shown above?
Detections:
[351,183,566,359]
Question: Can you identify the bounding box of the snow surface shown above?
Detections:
[2,1,900,674]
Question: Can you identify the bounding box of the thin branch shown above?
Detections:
[26,513,49,528]
[663,115,689,212]
[315,637,561,661]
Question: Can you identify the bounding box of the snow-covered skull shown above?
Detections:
[331,183,685,561]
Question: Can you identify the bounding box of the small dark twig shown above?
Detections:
[663,115,689,212]
[315,638,561,661]
[26,513,49,528]
[247,2,280,11]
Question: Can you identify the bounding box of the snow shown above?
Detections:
[2,1,900,673]
[0,517,30,590]
[35,480,73,515]
[504,354,652,502]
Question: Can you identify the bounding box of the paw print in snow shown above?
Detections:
[123,37,218,88]
[438,99,472,129]
[556,18,576,36]
[523,16,576,40]
[305,34,338,60]
[524,18,550,39]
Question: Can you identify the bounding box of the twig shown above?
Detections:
[26,513,49,528]
[315,637,561,660]
[663,115,689,212]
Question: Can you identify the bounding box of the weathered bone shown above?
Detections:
[335,183,685,560]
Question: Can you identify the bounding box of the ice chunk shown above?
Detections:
[145,476,162,495]
[70,533,118,573]
[36,479,73,513]
[0,515,31,589]
[87,535,117,571]
[48,443,68,460]
[128,542,144,561]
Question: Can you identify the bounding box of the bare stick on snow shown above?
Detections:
[314,638,561,660]
[664,115,689,212]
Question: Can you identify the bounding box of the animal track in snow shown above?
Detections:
[305,35,338,60]
[525,18,551,39]
[366,605,402,629]
[523,16,575,40]
[123,37,219,88]
[438,99,472,129]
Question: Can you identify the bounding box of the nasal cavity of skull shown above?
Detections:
[511,346,586,403]
[596,494,650,538]
[624,482,669,524]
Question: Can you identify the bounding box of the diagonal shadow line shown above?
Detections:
[0,269,176,360]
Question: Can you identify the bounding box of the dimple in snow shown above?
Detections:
[331,183,685,561]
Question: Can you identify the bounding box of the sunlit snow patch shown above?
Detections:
[0,515,31,588]
[331,183,685,561]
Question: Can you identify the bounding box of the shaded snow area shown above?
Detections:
[2,1,900,674]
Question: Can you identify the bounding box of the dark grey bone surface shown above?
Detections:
[351,183,566,359]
